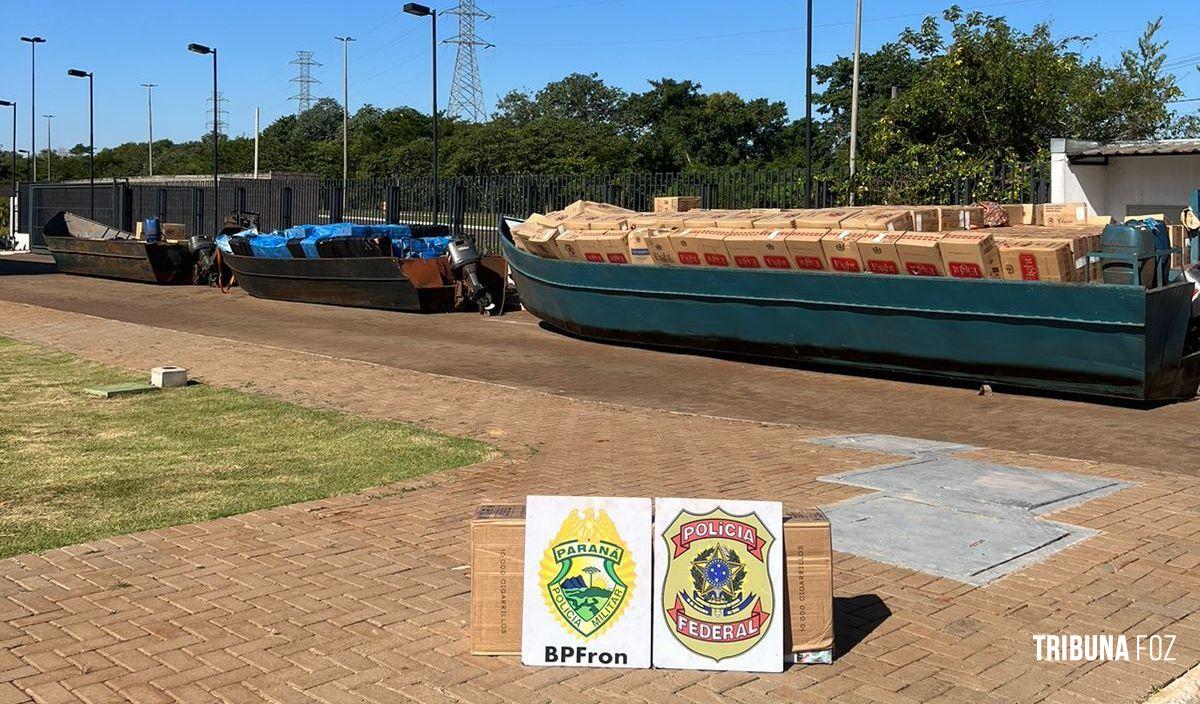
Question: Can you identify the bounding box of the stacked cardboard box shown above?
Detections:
[998,239,1076,282]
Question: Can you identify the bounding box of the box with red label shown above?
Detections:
[820,231,867,273]
[569,230,633,264]
[998,239,1075,282]
[626,228,663,266]
[782,229,830,271]
[936,206,985,231]
[841,209,913,232]
[895,233,946,276]
[667,229,733,267]
[795,208,860,229]
[549,230,584,261]
[855,232,906,275]
[938,232,1001,279]
[644,228,678,265]
[721,230,793,270]
[999,239,1075,282]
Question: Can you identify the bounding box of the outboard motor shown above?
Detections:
[447,235,497,315]
[189,235,220,286]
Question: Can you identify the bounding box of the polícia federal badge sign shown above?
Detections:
[541,507,634,638]
[653,498,784,672]
[522,496,652,668]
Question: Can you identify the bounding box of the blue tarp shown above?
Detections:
[217,223,449,260]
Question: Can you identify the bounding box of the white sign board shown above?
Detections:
[652,497,784,672]
[521,495,653,668]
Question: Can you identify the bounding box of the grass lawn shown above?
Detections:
[0,336,493,559]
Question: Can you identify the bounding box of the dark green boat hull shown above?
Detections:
[499,220,1200,402]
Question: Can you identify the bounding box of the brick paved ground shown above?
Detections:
[1,300,1198,703]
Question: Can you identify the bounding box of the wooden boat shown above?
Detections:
[499,217,1200,403]
[42,211,196,284]
[221,252,459,313]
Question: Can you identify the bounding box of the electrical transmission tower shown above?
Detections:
[290,50,322,113]
[206,92,229,136]
[444,1,493,122]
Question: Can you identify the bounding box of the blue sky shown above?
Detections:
[1,0,1197,153]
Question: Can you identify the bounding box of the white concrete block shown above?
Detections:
[150,366,188,389]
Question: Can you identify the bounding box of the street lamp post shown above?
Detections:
[404,3,439,225]
[0,100,15,196]
[19,37,45,183]
[335,36,356,212]
[141,83,157,177]
[188,43,219,237]
[804,0,813,208]
[42,114,53,181]
[67,70,94,218]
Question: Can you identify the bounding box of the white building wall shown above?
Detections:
[1051,138,1200,222]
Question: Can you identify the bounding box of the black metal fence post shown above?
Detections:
[328,181,344,222]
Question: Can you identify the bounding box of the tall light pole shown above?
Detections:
[42,114,53,181]
[848,0,863,204]
[0,100,15,196]
[188,43,219,237]
[19,37,45,183]
[404,3,439,225]
[335,36,356,210]
[804,0,813,208]
[67,70,94,218]
[141,83,157,177]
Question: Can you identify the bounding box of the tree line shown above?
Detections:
[1,7,1192,186]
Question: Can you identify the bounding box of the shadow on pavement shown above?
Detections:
[834,594,892,660]
[0,257,58,276]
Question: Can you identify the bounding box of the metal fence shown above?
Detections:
[18,164,1050,253]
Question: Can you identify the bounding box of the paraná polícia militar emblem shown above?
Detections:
[540,508,635,639]
[661,507,775,660]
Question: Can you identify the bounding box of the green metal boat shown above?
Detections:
[499,218,1200,403]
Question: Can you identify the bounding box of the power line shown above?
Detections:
[290,50,323,113]
[444,0,494,122]
[206,92,229,136]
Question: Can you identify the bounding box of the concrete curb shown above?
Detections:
[1145,663,1200,704]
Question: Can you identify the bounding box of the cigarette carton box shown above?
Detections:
[856,232,906,275]
[714,211,765,230]
[654,196,701,213]
[626,228,661,266]
[936,206,985,231]
[527,227,567,260]
[550,230,585,261]
[784,509,834,664]
[821,231,867,273]
[998,239,1076,282]
[570,230,632,264]
[722,229,793,270]
[782,229,831,271]
[1000,204,1035,226]
[752,210,807,230]
[841,208,913,232]
[895,233,946,276]
[939,232,1002,279]
[908,207,941,232]
[645,229,677,265]
[668,229,733,267]
[795,208,860,229]
[681,214,721,229]
[1036,202,1087,227]
[470,504,526,655]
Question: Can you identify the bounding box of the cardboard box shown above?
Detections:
[722,229,793,270]
[681,214,721,229]
[752,210,807,230]
[468,504,834,661]
[550,230,585,261]
[782,229,831,271]
[1037,202,1087,227]
[1000,204,1035,226]
[626,228,660,266]
[783,509,834,662]
[841,208,913,232]
[821,231,866,273]
[526,227,566,260]
[856,232,906,275]
[569,230,632,264]
[713,211,764,230]
[1169,225,1186,268]
[896,233,946,276]
[908,207,940,232]
[645,229,677,265]
[668,229,734,267]
[560,200,634,218]
[939,232,1001,279]
[998,239,1076,282]
[795,208,859,229]
[936,206,985,231]
[470,504,526,655]
[654,196,701,213]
